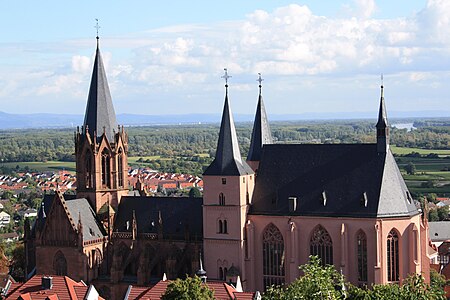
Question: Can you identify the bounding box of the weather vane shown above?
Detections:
[222,68,231,86]
[257,72,264,86]
[95,18,101,38]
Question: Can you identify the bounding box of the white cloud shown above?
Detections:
[3,0,450,114]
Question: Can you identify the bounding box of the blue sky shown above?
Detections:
[2,0,450,117]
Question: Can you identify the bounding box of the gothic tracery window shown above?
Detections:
[387,229,400,282]
[262,223,285,288]
[310,225,333,265]
[101,148,111,188]
[53,250,67,276]
[118,148,124,188]
[85,151,93,188]
[356,230,368,283]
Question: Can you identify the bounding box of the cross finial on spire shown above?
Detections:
[222,68,231,88]
[95,18,100,40]
[257,72,264,94]
[381,73,383,88]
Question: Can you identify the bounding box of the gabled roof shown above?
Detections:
[250,144,419,218]
[64,198,106,242]
[5,275,103,300]
[247,92,272,162]
[204,92,253,176]
[124,280,255,300]
[33,194,105,243]
[114,196,203,239]
[83,39,118,142]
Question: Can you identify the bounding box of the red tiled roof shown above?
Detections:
[5,275,93,300]
[125,280,255,300]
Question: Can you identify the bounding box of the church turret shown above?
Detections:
[247,73,272,171]
[376,78,389,153]
[203,69,254,290]
[203,69,253,176]
[75,35,129,212]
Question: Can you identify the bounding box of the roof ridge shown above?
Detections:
[64,276,78,299]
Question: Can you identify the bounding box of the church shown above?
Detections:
[24,37,430,299]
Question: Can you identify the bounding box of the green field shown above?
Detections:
[1,161,76,172]
[391,146,450,157]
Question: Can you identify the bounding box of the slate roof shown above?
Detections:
[114,196,203,239]
[376,85,388,129]
[250,144,419,218]
[247,92,272,162]
[64,198,106,242]
[33,194,105,242]
[429,222,450,242]
[204,92,253,176]
[83,39,118,142]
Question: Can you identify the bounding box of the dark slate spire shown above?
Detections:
[204,69,253,176]
[247,73,272,162]
[83,37,118,142]
[376,77,389,153]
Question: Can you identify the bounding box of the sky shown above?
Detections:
[1,0,449,117]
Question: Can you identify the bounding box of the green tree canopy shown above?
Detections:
[161,276,214,300]
[188,187,201,198]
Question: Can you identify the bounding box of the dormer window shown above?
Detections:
[222,178,227,185]
[406,191,412,204]
[361,192,368,207]
[322,191,327,206]
[289,197,297,212]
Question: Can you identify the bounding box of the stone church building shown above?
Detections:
[24,38,430,299]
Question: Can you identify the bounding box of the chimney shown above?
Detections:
[41,276,53,290]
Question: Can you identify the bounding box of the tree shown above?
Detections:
[429,209,439,221]
[264,256,345,300]
[437,206,449,221]
[9,243,25,282]
[188,187,201,198]
[161,276,214,300]
[405,162,416,175]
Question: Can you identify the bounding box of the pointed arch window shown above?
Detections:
[118,148,124,188]
[262,223,285,288]
[101,148,111,188]
[310,225,333,265]
[387,229,399,282]
[223,220,228,234]
[53,250,67,276]
[356,230,368,283]
[85,151,93,188]
[218,220,223,233]
[219,193,225,206]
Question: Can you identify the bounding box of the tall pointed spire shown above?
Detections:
[247,73,272,163]
[376,75,389,153]
[204,69,253,176]
[83,35,118,142]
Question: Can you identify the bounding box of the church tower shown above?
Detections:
[203,69,254,286]
[247,73,272,172]
[376,80,389,153]
[75,36,129,212]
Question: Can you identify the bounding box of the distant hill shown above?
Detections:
[0,110,449,129]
